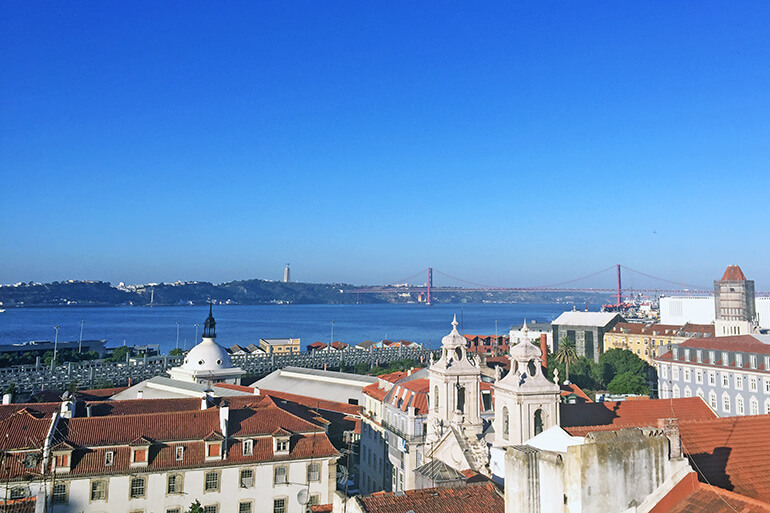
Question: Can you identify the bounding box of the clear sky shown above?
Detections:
[2,2,769,289]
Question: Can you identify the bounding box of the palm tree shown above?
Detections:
[555,336,578,383]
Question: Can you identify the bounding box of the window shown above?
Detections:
[683,368,691,382]
[750,355,757,368]
[766,378,770,393]
[709,391,717,410]
[737,396,745,415]
[243,439,253,456]
[204,471,219,492]
[309,494,320,506]
[9,487,25,499]
[723,394,731,413]
[696,350,702,362]
[273,498,287,513]
[749,376,758,392]
[709,351,715,364]
[207,443,220,458]
[672,385,680,398]
[274,466,287,484]
[175,446,184,461]
[502,406,509,438]
[166,509,181,513]
[708,371,716,385]
[167,474,183,494]
[696,370,703,384]
[203,506,218,513]
[766,399,770,415]
[684,386,692,398]
[736,354,743,367]
[722,352,729,365]
[91,480,107,501]
[240,468,254,488]
[736,375,744,390]
[307,462,320,482]
[660,365,668,379]
[52,483,68,504]
[722,373,729,387]
[276,439,289,453]
[751,398,759,415]
[133,449,147,463]
[130,477,145,498]
[684,349,691,360]
[672,366,680,380]
[105,451,114,466]
[239,502,253,513]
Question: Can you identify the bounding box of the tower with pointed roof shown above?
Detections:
[715,265,757,336]
[493,331,560,447]
[426,316,484,443]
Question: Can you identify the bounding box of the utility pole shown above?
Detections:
[78,320,84,353]
[51,325,61,372]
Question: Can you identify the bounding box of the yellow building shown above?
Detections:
[259,337,300,355]
[603,322,714,365]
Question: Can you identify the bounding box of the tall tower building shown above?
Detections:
[714,265,756,336]
[283,263,291,283]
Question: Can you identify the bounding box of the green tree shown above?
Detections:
[186,500,204,513]
[169,348,185,356]
[555,337,578,383]
[607,371,650,395]
[109,346,131,362]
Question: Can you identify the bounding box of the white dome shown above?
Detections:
[510,339,542,362]
[182,337,233,371]
[441,315,466,349]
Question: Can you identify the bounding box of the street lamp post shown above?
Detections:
[51,325,61,372]
[78,320,85,353]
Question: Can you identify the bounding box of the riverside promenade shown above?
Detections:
[0,345,434,395]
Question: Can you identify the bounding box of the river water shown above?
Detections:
[0,303,594,354]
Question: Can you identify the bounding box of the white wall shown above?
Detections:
[660,296,715,325]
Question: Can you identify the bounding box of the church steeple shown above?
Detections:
[203,302,216,339]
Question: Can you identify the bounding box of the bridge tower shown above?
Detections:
[427,267,433,305]
[616,264,622,307]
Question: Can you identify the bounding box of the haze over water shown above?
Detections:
[0,303,590,354]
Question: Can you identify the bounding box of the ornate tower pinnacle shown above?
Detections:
[203,302,216,339]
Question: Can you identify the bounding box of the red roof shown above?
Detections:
[362,382,388,401]
[560,383,592,402]
[260,388,362,416]
[378,371,407,383]
[662,334,770,356]
[0,409,54,450]
[356,482,504,513]
[679,415,770,502]
[561,397,716,436]
[307,341,328,350]
[721,265,747,281]
[388,379,430,414]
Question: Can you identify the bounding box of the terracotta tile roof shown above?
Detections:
[261,388,362,416]
[0,410,54,450]
[377,371,407,383]
[84,397,204,417]
[75,387,129,400]
[670,482,770,512]
[0,403,59,421]
[308,341,327,349]
[309,505,333,513]
[560,383,592,402]
[721,265,747,282]
[362,383,388,401]
[331,341,348,350]
[356,482,504,513]
[679,415,770,502]
[667,335,770,355]
[561,397,716,436]
[0,498,37,513]
[388,379,430,414]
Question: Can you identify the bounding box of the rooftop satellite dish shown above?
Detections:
[297,488,309,505]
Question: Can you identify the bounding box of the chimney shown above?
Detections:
[540,334,548,368]
[201,395,209,410]
[219,400,230,458]
[252,387,260,396]
[137,390,143,400]
[86,403,92,417]
[657,418,682,458]
[2,394,11,405]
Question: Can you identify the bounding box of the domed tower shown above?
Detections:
[493,334,560,447]
[167,304,245,385]
[427,316,484,442]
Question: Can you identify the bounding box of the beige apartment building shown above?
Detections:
[604,322,715,365]
[260,338,301,355]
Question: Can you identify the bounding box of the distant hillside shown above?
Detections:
[0,279,612,307]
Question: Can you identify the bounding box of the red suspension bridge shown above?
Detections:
[349,265,768,305]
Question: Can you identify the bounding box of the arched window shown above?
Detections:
[434,387,439,411]
[503,406,509,439]
[534,409,544,436]
[709,391,717,410]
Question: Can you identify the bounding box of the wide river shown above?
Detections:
[0,303,595,354]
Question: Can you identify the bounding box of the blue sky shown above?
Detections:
[2,2,769,289]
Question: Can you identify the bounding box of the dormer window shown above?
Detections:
[684,349,691,360]
[104,451,114,466]
[736,354,743,367]
[272,429,291,455]
[722,352,729,365]
[750,355,757,369]
[129,436,152,468]
[696,350,702,363]
[709,351,715,364]
[243,439,253,456]
[204,431,224,461]
[51,442,74,474]
[175,446,184,461]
